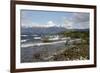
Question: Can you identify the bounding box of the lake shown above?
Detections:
[21,35,67,62]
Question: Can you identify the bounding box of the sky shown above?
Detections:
[21,10,90,29]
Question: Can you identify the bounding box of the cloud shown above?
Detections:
[71,13,89,23]
[62,20,73,29]
[76,21,89,29]
[21,19,33,27]
[62,13,89,29]
[22,20,59,28]
[47,21,56,27]
[31,21,57,28]
[21,12,89,29]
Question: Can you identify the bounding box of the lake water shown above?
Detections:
[21,35,67,63]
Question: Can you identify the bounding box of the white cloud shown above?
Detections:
[61,18,73,29]
[62,13,89,29]
[47,21,56,27]
[75,21,89,29]
[22,23,33,28]
[22,20,60,28]
[72,13,89,23]
[21,13,89,29]
[62,20,89,29]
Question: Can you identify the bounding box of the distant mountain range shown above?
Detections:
[21,26,89,35]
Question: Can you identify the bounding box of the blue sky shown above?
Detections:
[21,10,90,29]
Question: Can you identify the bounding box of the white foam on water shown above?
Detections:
[21,40,66,48]
[21,40,28,43]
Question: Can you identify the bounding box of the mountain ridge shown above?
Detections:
[21,26,89,35]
